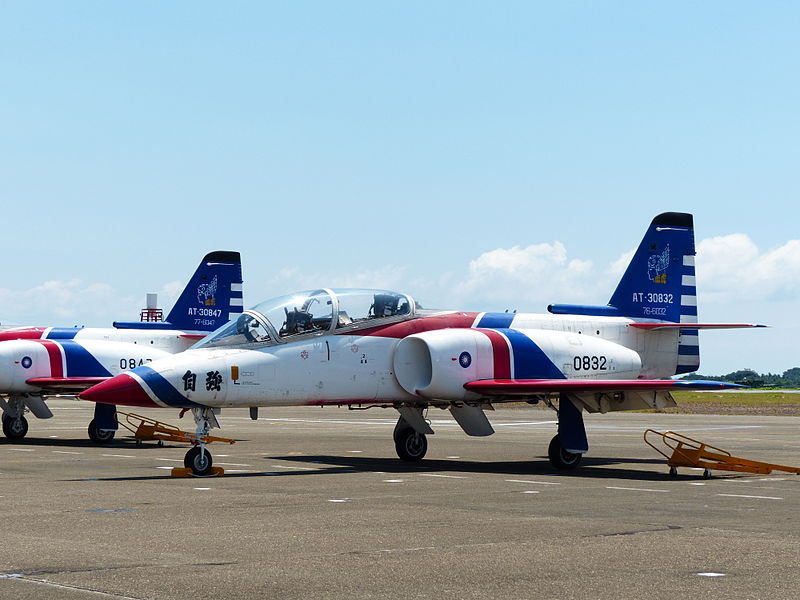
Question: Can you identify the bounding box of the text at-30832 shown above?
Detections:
[631,292,675,304]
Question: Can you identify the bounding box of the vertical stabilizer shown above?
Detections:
[164,251,244,332]
[607,212,699,373]
[608,212,696,325]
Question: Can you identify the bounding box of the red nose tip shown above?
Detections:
[79,374,158,407]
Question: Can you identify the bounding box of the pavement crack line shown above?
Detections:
[584,524,683,538]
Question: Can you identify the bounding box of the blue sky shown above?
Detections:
[1,2,798,374]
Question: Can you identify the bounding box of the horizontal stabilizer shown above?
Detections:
[27,376,110,392]
[629,323,767,331]
[464,379,742,396]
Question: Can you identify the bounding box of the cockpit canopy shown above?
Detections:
[197,288,415,348]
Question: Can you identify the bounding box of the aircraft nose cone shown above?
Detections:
[79,374,158,407]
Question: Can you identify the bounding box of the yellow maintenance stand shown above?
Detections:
[644,429,800,479]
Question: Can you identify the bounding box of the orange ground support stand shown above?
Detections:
[116,411,236,447]
[644,429,800,478]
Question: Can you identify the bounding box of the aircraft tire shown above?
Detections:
[87,419,116,444]
[548,435,582,470]
[395,428,427,462]
[2,414,28,440]
[185,446,213,476]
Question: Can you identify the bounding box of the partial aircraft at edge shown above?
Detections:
[80,214,764,475]
[0,251,243,442]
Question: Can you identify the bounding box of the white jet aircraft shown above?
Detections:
[80,214,762,474]
[0,251,243,442]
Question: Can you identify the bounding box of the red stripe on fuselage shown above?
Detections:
[476,328,511,379]
[35,340,64,377]
[336,312,479,339]
[0,327,47,342]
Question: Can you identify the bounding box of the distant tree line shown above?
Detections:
[681,367,800,388]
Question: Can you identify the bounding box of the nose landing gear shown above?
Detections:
[179,407,225,477]
[2,414,28,440]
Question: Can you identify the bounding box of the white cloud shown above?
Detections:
[608,248,636,278]
[0,279,123,326]
[697,235,800,301]
[445,242,602,310]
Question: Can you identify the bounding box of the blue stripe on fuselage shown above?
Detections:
[46,328,80,340]
[500,328,565,380]
[477,313,515,329]
[134,365,205,408]
[60,341,111,377]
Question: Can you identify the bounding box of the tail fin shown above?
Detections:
[608,212,696,325]
[164,251,243,331]
[609,212,699,374]
[548,212,697,324]
[547,212,699,373]
[114,251,243,332]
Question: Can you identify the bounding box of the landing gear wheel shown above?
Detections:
[185,446,213,476]
[87,419,115,444]
[703,468,712,479]
[548,435,582,470]
[395,428,427,462]
[2,414,28,440]
[669,466,678,478]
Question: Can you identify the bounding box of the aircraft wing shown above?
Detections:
[464,379,742,396]
[26,376,110,393]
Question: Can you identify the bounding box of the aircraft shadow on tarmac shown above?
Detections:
[268,453,680,482]
[65,452,712,483]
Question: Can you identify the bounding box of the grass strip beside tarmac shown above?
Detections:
[667,390,800,416]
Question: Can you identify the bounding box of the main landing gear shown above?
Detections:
[546,393,588,470]
[548,434,582,470]
[1,396,29,440]
[87,419,116,444]
[2,414,28,440]
[88,403,118,444]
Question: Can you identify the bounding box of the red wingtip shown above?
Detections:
[79,374,159,407]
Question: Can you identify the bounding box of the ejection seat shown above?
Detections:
[282,307,314,336]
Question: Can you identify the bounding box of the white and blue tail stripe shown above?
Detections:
[676,254,699,374]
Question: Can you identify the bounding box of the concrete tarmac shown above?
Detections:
[2,399,799,599]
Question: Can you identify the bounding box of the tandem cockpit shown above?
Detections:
[197,288,416,348]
